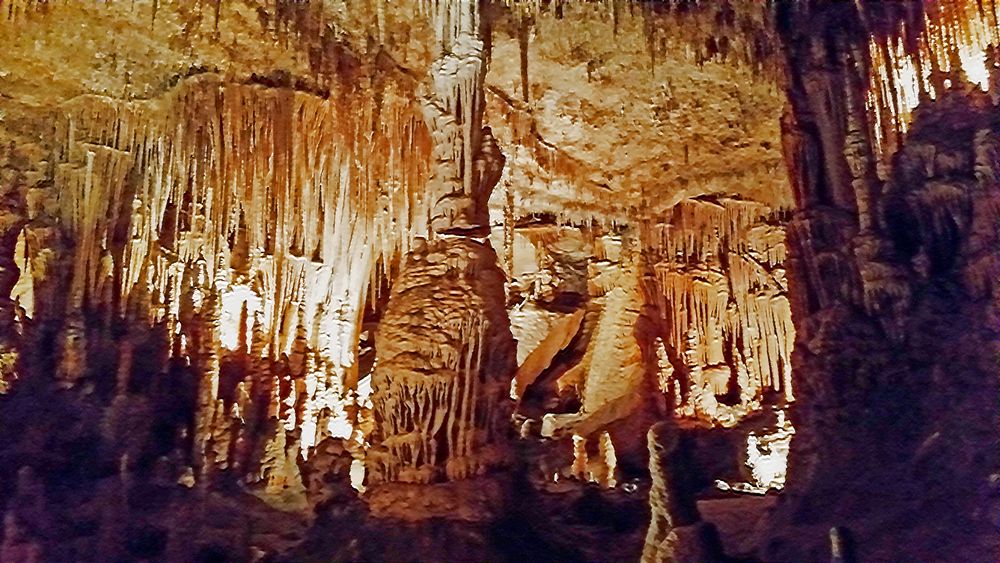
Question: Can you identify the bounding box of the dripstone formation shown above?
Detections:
[0,1,998,562]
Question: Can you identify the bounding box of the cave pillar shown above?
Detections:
[364,0,515,517]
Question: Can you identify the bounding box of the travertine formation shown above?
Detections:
[365,0,516,500]
[28,72,435,488]
[367,238,514,484]
[642,198,794,426]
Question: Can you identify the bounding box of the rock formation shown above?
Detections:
[642,198,794,427]
[364,0,516,519]
[0,1,998,561]
[367,238,514,486]
[642,421,723,563]
[766,1,1000,560]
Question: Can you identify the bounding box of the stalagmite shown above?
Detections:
[571,433,589,481]
[829,527,857,563]
[365,0,515,516]
[593,430,618,488]
[642,421,722,563]
[581,249,645,414]
[367,237,515,487]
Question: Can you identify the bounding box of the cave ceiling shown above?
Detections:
[486,2,789,223]
[0,0,790,228]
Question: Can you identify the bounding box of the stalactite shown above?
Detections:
[503,179,515,276]
[421,0,479,55]
[48,72,433,467]
[643,198,793,426]
[1,0,49,24]
[867,0,1000,158]
[517,13,531,104]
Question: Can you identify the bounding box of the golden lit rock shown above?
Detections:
[0,1,997,561]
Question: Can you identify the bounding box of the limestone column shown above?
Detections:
[365,0,516,514]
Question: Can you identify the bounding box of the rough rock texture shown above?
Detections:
[8,1,1000,561]
[641,421,723,563]
[486,1,788,224]
[38,72,434,491]
[363,1,518,522]
[767,2,1000,560]
[367,238,515,487]
[511,307,585,401]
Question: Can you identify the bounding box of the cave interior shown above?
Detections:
[0,0,998,562]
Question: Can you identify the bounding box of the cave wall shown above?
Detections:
[769,1,1000,560]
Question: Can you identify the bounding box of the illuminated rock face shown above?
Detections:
[20,73,433,489]
[642,198,794,427]
[367,238,514,484]
[7,1,1000,560]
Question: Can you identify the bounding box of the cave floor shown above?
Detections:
[698,495,778,560]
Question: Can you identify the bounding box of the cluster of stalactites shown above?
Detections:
[56,74,431,339]
[1,0,50,23]
[647,198,784,264]
[868,0,1000,158]
[495,0,779,74]
[420,0,479,54]
[638,0,780,76]
[643,199,793,422]
[50,73,432,457]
